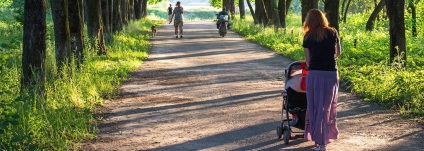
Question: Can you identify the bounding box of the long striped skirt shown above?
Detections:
[304,70,339,145]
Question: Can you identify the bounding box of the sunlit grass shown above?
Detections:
[0,18,160,150]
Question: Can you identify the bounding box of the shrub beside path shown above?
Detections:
[84,21,423,151]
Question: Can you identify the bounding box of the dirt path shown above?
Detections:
[84,21,423,151]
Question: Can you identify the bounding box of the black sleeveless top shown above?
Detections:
[168,7,173,14]
[302,28,339,71]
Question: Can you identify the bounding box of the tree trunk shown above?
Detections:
[410,0,417,37]
[301,0,318,23]
[141,0,147,18]
[135,0,142,19]
[366,0,385,31]
[126,0,131,21]
[22,0,46,92]
[121,0,128,25]
[50,0,72,70]
[129,0,135,20]
[341,0,347,17]
[86,0,107,55]
[278,0,286,28]
[324,0,340,31]
[239,0,245,19]
[264,0,281,27]
[80,0,84,25]
[101,0,111,33]
[374,0,380,21]
[109,0,113,29]
[230,0,235,19]
[84,0,88,23]
[386,0,406,65]
[223,0,231,15]
[255,0,267,25]
[286,0,292,14]
[223,0,235,19]
[113,0,123,32]
[263,0,271,25]
[68,0,84,65]
[246,0,257,23]
[343,0,351,22]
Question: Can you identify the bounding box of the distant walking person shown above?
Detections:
[171,1,184,38]
[168,4,173,24]
[302,9,341,151]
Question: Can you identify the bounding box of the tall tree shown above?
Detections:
[301,0,318,23]
[129,0,135,20]
[101,0,111,33]
[386,0,406,65]
[68,0,85,65]
[51,0,72,70]
[408,0,417,37]
[278,0,287,28]
[324,0,340,31]
[239,0,246,19]
[342,0,351,22]
[264,0,281,27]
[341,0,347,17]
[223,0,231,18]
[230,0,235,19]
[112,0,123,32]
[121,0,128,25]
[141,0,147,18]
[86,0,107,55]
[246,0,257,23]
[285,0,292,14]
[135,0,142,19]
[109,0,114,31]
[366,0,385,31]
[22,0,46,91]
[255,0,267,25]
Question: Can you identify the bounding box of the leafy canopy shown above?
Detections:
[209,0,222,8]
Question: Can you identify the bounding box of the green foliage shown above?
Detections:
[149,0,166,5]
[0,12,159,149]
[7,0,24,25]
[0,0,12,7]
[209,0,222,8]
[148,8,220,21]
[232,13,424,118]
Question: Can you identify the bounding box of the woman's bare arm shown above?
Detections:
[304,48,310,67]
[335,40,341,58]
[334,30,341,58]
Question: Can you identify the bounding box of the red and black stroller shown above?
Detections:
[276,61,308,144]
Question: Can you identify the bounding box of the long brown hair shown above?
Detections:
[303,9,334,42]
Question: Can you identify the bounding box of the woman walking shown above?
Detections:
[171,1,184,38]
[302,9,341,151]
[168,4,173,24]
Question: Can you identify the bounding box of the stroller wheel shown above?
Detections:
[276,126,283,139]
[283,125,291,145]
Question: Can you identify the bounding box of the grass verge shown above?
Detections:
[0,18,161,150]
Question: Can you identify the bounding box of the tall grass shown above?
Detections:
[0,16,160,149]
[231,13,424,118]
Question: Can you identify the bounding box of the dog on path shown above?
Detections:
[151,25,157,37]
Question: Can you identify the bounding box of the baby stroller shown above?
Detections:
[276,61,308,145]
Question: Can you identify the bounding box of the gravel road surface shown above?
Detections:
[84,21,423,151]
